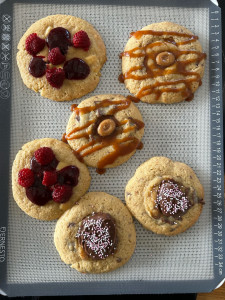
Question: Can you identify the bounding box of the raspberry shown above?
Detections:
[73,31,90,51]
[34,147,55,165]
[18,168,35,187]
[42,170,57,186]
[48,47,66,65]
[25,33,45,56]
[52,184,73,203]
[46,67,65,88]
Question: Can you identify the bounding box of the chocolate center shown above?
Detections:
[156,179,191,218]
[76,212,117,260]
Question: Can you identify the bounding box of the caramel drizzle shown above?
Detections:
[61,132,68,143]
[95,137,140,169]
[130,30,199,44]
[72,99,131,116]
[121,31,206,101]
[66,120,95,140]
[126,95,140,103]
[66,98,144,170]
[70,104,78,111]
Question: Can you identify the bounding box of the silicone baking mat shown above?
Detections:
[0,0,224,296]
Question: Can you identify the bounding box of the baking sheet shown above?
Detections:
[0,0,224,296]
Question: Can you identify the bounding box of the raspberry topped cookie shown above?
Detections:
[54,192,136,273]
[17,15,106,101]
[12,138,91,220]
[65,94,145,173]
[120,22,206,104]
[125,157,204,235]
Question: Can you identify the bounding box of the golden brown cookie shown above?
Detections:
[54,192,136,273]
[12,138,91,220]
[121,22,206,104]
[125,157,204,236]
[17,14,106,101]
[65,94,144,172]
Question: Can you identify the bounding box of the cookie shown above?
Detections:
[125,157,204,236]
[65,94,144,172]
[17,14,106,101]
[12,138,91,220]
[121,22,206,104]
[54,192,136,273]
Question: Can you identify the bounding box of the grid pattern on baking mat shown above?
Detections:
[6,2,212,284]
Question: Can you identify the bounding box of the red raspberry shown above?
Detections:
[18,168,35,187]
[46,67,65,88]
[25,33,45,56]
[42,170,57,186]
[73,31,90,51]
[52,184,73,203]
[34,147,55,165]
[48,47,66,65]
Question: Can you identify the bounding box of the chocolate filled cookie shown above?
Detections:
[125,157,204,236]
[12,138,91,220]
[65,94,144,172]
[120,22,206,104]
[17,14,106,101]
[54,192,136,273]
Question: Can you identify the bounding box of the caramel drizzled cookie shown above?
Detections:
[65,94,144,173]
[54,192,136,273]
[120,22,206,104]
[125,157,204,236]
[17,14,106,101]
[12,138,91,220]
